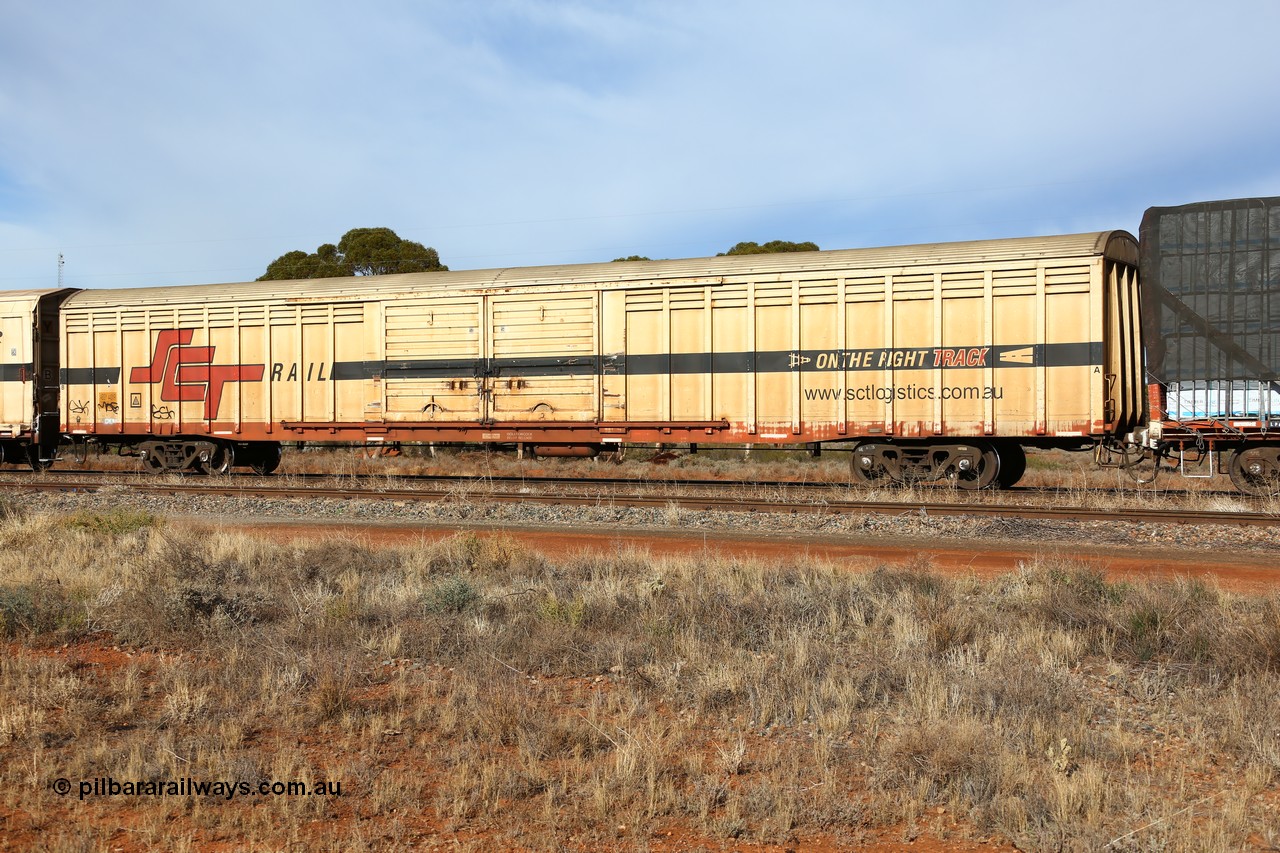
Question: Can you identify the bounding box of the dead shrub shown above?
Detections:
[877,717,1010,811]
[863,565,949,601]
[421,575,483,615]
[424,531,543,578]
[96,540,279,645]
[308,659,358,723]
[924,599,983,655]
[61,508,158,535]
[1112,578,1214,664]
[1030,566,1123,633]
[1232,598,1280,674]
[960,658,1083,730]
[0,581,85,639]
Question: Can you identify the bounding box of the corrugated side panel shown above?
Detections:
[619,246,1128,439]
[1141,197,1280,418]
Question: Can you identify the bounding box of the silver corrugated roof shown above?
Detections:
[60,231,1137,308]
[0,288,76,302]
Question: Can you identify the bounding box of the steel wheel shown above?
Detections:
[849,443,888,484]
[247,443,282,476]
[204,442,235,475]
[994,444,1027,489]
[1229,446,1280,496]
[26,445,53,472]
[949,443,1000,490]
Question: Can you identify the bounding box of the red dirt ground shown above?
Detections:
[8,516,1273,851]
[210,517,1280,593]
[3,634,1020,853]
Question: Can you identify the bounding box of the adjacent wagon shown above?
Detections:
[1140,196,1280,494]
[0,288,69,467]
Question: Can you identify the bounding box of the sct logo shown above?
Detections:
[130,329,265,419]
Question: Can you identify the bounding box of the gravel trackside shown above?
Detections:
[18,486,1279,558]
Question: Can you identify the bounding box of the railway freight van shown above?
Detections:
[55,231,1143,488]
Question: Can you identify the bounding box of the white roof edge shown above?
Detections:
[58,231,1136,307]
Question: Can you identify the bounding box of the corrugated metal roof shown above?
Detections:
[60,231,1137,308]
[0,288,76,302]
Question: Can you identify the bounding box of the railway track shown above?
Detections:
[4,472,1277,528]
[0,465,1266,499]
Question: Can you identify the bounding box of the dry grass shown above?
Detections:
[1,506,1278,849]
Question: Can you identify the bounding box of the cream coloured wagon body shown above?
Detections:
[0,289,69,464]
[56,232,1143,477]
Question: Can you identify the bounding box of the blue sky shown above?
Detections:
[1,0,1278,289]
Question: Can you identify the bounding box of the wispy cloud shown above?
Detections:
[2,1,1278,288]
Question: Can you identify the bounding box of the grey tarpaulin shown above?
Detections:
[1140,197,1280,418]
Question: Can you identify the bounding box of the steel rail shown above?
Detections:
[8,477,1278,528]
[5,467,1260,500]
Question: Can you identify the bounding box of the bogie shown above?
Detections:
[849,441,1004,490]
[138,440,221,474]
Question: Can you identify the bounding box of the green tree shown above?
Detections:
[612,255,651,262]
[717,239,819,256]
[258,228,447,280]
